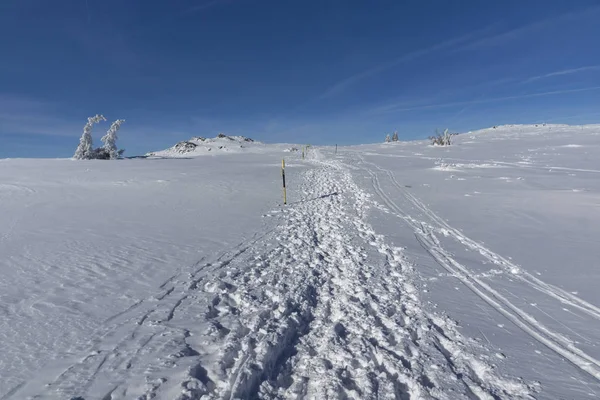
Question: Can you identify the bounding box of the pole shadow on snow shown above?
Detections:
[288,192,340,206]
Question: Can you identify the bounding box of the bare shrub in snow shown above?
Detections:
[429,128,452,146]
[385,134,391,143]
[90,147,126,160]
[74,115,106,159]
[101,119,125,160]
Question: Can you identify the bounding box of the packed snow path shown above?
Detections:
[9,150,536,399]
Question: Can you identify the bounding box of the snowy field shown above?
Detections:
[1,124,599,399]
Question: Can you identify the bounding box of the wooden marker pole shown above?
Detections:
[282,159,287,205]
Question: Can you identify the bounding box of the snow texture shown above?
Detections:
[1,124,600,399]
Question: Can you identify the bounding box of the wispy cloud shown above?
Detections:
[0,94,80,137]
[369,86,600,114]
[0,113,81,137]
[522,65,600,83]
[0,94,51,113]
[460,20,551,51]
[315,6,600,110]
[368,77,517,115]
[318,25,497,100]
[460,6,600,51]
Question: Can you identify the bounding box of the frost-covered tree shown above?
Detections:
[74,114,106,159]
[441,128,451,146]
[429,128,452,146]
[101,119,125,160]
[385,134,391,143]
[392,131,399,142]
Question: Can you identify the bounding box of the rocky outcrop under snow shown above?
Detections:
[146,134,258,157]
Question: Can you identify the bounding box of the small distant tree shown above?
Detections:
[74,114,106,159]
[385,134,391,143]
[101,119,125,160]
[392,131,399,142]
[429,128,452,146]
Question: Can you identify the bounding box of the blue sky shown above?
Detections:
[2,0,600,157]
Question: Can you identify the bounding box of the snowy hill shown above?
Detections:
[146,133,268,157]
[1,124,600,399]
[466,122,600,137]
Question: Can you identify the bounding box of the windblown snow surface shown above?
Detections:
[1,124,599,399]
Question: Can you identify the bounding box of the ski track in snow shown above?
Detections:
[8,149,537,400]
[354,154,600,382]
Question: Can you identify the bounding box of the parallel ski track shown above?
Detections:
[376,161,600,321]
[356,154,600,381]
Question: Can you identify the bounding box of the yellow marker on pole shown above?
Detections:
[282,159,287,205]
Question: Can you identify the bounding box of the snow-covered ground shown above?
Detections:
[1,124,599,399]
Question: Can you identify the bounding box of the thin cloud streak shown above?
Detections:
[368,77,517,115]
[522,65,600,83]
[371,86,600,114]
[460,6,600,51]
[0,94,80,137]
[0,113,82,137]
[318,25,497,100]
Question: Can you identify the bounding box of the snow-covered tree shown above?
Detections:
[74,114,106,159]
[429,128,452,146]
[101,119,125,160]
[392,131,399,142]
[441,128,451,146]
[385,134,391,143]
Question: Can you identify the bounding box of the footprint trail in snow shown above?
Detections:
[15,150,535,400]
